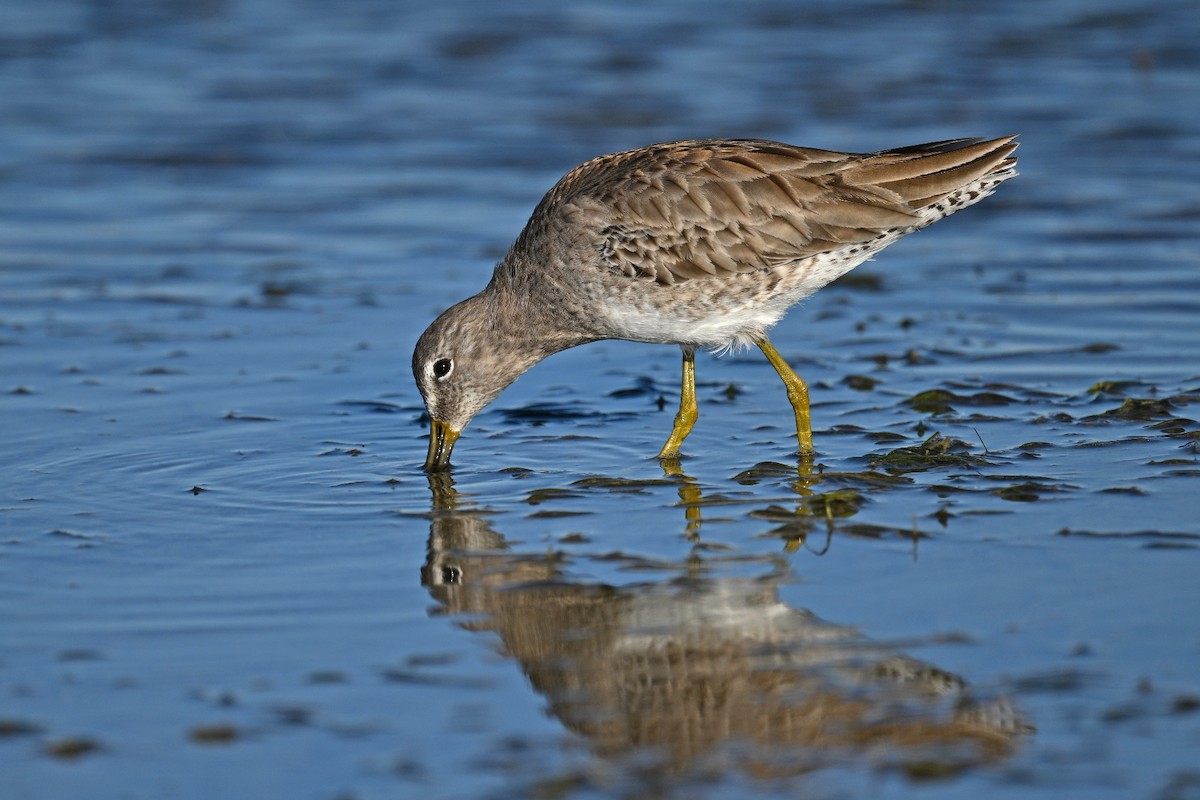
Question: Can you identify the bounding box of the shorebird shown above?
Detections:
[414,136,1018,470]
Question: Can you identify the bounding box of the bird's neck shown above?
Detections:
[483,257,595,357]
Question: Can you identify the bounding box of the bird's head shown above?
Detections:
[412,294,542,471]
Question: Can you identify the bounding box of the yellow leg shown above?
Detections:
[658,347,698,459]
[755,337,815,455]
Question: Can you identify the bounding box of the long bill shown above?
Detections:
[424,417,461,472]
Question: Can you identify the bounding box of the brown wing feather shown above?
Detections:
[531,136,1017,286]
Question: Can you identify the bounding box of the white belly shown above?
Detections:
[595,246,880,351]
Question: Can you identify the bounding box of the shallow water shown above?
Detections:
[3,1,1200,798]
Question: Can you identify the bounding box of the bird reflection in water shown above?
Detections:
[422,471,1027,778]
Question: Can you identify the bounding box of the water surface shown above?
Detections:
[3,1,1199,798]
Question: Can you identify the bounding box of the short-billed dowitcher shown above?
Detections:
[414,136,1018,470]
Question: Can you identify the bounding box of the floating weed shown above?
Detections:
[990,481,1062,503]
[730,461,798,484]
[1087,379,1148,396]
[1172,695,1200,714]
[525,487,584,506]
[306,669,348,685]
[749,505,814,524]
[572,476,676,492]
[927,483,974,496]
[605,376,660,398]
[838,522,932,541]
[806,489,866,518]
[189,723,240,744]
[903,388,1016,415]
[872,433,990,474]
[1072,436,1156,449]
[818,469,913,491]
[843,374,880,391]
[679,491,755,510]
[1086,397,1177,421]
[1057,528,1199,548]
[222,410,277,422]
[1148,419,1200,437]
[0,719,42,737]
[43,736,103,759]
[749,505,820,546]
[1162,466,1200,477]
[905,390,958,415]
[1033,411,1075,424]
[500,466,534,478]
[499,402,602,425]
[871,431,910,445]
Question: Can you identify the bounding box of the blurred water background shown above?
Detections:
[2,1,1199,798]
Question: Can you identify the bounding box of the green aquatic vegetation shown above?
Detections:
[189,724,240,744]
[1087,397,1177,421]
[990,481,1062,502]
[806,489,866,518]
[843,374,880,391]
[1057,528,1200,546]
[818,469,913,490]
[838,522,931,540]
[872,433,990,474]
[749,505,821,546]
[825,425,908,445]
[904,389,1016,415]
[222,410,278,421]
[0,719,42,737]
[1146,418,1190,431]
[905,389,958,414]
[43,736,102,759]
[676,491,754,509]
[730,461,801,484]
[1172,695,1200,713]
[605,377,658,398]
[525,487,584,505]
[499,403,600,424]
[1087,380,1145,395]
[750,504,815,523]
[572,476,677,491]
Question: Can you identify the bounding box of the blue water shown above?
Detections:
[3,1,1200,798]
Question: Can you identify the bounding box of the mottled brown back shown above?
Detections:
[522,136,1017,285]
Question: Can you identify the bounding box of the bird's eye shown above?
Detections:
[432,358,453,379]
